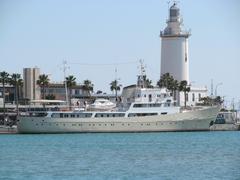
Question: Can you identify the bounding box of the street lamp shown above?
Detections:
[215,83,223,97]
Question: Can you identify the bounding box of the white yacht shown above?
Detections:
[17,65,220,133]
[17,94,220,133]
[88,98,116,111]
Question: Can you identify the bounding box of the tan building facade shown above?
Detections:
[23,67,41,100]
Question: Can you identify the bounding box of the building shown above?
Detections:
[23,67,41,100]
[179,86,208,107]
[44,83,88,101]
[160,3,190,82]
[160,3,208,107]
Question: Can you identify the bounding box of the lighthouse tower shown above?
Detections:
[160,3,190,82]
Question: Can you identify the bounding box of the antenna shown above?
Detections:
[211,79,213,97]
[62,60,70,104]
[167,1,170,9]
[138,59,146,88]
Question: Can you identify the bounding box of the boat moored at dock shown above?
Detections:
[17,96,220,133]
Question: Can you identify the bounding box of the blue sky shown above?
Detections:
[0,0,239,106]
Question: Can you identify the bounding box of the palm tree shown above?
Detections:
[83,79,94,96]
[171,79,179,103]
[157,73,174,90]
[0,71,10,122]
[143,75,153,88]
[110,80,121,101]
[37,74,50,99]
[179,80,190,108]
[45,94,56,100]
[66,75,76,109]
[9,73,23,114]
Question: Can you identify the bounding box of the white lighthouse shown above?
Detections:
[160,3,190,83]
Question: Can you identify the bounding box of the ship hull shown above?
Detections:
[17,106,219,133]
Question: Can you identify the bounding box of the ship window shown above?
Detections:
[128,113,157,117]
[192,93,195,102]
[161,112,167,115]
[71,114,75,118]
[133,103,161,108]
[164,103,170,107]
[60,113,63,118]
[64,114,68,118]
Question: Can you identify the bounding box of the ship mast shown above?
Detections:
[62,60,69,105]
[138,59,146,88]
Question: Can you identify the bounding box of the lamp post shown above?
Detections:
[215,83,223,97]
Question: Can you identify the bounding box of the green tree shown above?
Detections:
[157,73,179,101]
[66,75,76,109]
[0,71,10,122]
[9,73,23,114]
[179,80,190,108]
[83,79,94,96]
[110,80,121,100]
[143,75,153,88]
[37,74,50,99]
[45,94,56,100]
[157,73,174,90]
[199,96,223,106]
[171,80,179,102]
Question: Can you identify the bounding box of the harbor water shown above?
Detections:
[0,132,240,180]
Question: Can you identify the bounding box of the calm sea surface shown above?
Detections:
[0,132,240,180]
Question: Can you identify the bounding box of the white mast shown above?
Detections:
[62,60,69,104]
